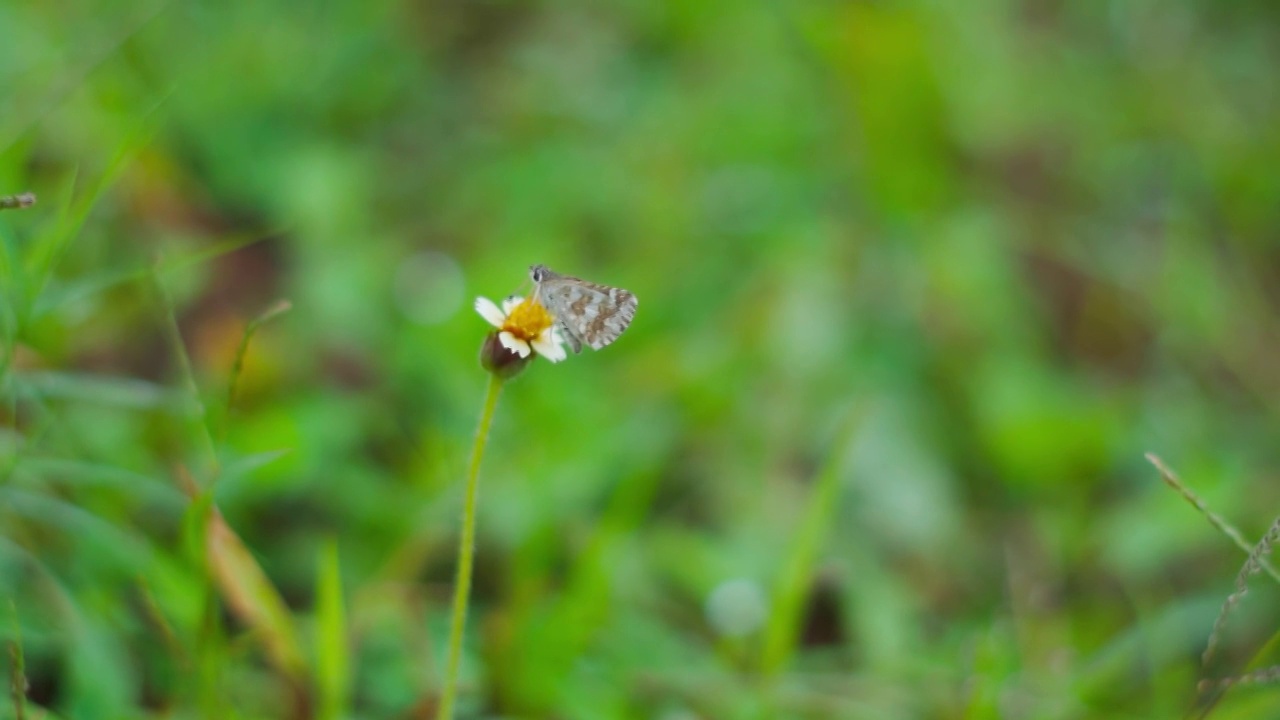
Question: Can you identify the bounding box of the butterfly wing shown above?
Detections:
[539,278,637,353]
[554,312,583,354]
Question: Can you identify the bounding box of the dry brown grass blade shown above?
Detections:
[204,506,308,683]
[173,466,308,696]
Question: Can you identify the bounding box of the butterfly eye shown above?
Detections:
[530,265,545,282]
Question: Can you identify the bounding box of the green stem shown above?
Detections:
[437,373,503,720]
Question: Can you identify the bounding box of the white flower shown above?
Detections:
[474,295,567,363]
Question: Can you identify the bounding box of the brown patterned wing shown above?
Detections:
[539,278,637,353]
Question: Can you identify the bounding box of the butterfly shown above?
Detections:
[530,264,638,353]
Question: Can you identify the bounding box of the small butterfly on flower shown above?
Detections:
[528,264,637,354]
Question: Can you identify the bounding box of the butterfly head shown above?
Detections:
[529,264,550,283]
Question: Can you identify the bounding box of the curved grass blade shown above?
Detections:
[760,409,863,678]
[204,502,308,688]
[222,299,291,443]
[1,487,157,573]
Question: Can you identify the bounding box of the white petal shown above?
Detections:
[474,297,506,328]
[502,295,524,315]
[499,331,531,358]
[531,332,566,363]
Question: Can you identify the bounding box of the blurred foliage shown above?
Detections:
[3,0,1280,718]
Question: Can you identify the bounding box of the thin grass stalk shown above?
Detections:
[1151,454,1280,716]
[1202,517,1280,670]
[1145,454,1280,584]
[222,299,291,442]
[437,373,504,720]
[151,265,219,481]
[7,601,25,720]
[1201,665,1280,693]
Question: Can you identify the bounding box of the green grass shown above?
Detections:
[4,0,1280,717]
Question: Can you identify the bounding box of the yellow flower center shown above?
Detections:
[502,297,553,342]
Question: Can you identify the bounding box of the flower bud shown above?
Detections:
[479,332,531,379]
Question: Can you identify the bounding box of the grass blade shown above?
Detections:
[760,409,862,677]
[205,504,308,686]
[223,299,291,443]
[316,539,348,720]
[151,266,219,483]
[7,600,25,720]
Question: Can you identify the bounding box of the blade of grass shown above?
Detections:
[760,408,863,677]
[1,487,156,573]
[27,111,173,296]
[195,586,227,719]
[0,0,171,153]
[18,550,133,716]
[32,229,282,318]
[20,168,78,315]
[136,574,189,671]
[176,471,226,719]
[164,293,295,713]
[205,501,309,683]
[24,124,155,303]
[151,264,220,484]
[316,539,348,720]
[213,449,293,494]
[222,299,291,443]
[7,600,25,720]
[63,595,131,716]
[0,215,22,365]
[2,546,113,719]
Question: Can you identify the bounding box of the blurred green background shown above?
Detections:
[3,1,1280,718]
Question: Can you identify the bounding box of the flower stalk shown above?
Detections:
[435,289,567,717]
[437,372,504,720]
